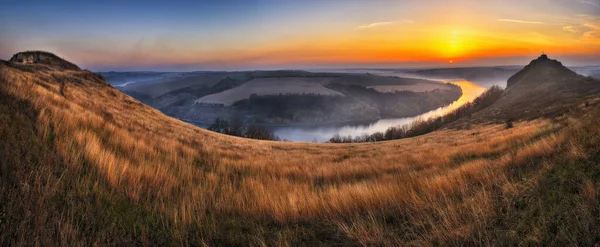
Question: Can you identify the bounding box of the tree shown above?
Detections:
[227,116,244,136]
[207,118,279,141]
[208,118,229,134]
[244,125,276,140]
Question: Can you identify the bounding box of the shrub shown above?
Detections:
[207,117,279,141]
[505,119,514,129]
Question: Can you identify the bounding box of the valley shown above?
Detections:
[104,65,600,142]
[102,70,462,131]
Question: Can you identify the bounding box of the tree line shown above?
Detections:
[207,117,279,141]
[232,93,378,124]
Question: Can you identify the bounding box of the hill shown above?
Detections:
[1,52,600,246]
[9,51,80,70]
[463,54,600,123]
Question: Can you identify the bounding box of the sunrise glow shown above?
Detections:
[1,0,599,70]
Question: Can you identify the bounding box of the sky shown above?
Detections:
[0,0,599,71]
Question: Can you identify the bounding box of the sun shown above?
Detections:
[435,28,477,60]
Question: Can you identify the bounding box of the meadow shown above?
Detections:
[1,62,599,246]
[367,82,455,93]
[195,77,343,106]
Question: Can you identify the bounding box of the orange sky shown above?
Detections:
[1,0,599,70]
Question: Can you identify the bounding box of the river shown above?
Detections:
[271,79,488,142]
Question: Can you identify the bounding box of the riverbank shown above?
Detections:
[183,80,484,143]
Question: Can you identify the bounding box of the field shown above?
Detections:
[122,72,242,97]
[195,77,343,106]
[1,62,600,246]
[367,82,455,93]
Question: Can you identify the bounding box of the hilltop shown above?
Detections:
[9,51,81,70]
[458,54,600,123]
[1,52,600,246]
[506,54,575,87]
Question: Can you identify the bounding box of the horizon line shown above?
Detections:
[92,64,600,73]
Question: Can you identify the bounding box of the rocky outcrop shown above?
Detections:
[9,51,80,70]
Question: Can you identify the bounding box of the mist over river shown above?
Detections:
[184,69,500,142]
[271,79,488,142]
[270,70,494,142]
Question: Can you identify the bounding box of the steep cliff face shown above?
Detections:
[9,51,80,70]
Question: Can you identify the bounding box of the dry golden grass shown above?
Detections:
[1,63,599,246]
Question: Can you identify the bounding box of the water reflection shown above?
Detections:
[272,80,487,142]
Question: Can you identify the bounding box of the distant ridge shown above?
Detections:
[9,51,80,70]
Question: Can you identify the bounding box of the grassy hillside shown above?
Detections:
[463,55,600,125]
[1,59,600,246]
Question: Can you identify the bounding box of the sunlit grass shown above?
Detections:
[1,63,599,245]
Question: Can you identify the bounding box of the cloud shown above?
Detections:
[582,23,600,43]
[578,0,600,8]
[355,20,414,30]
[562,15,600,43]
[563,25,579,32]
[497,19,544,24]
[356,21,394,29]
